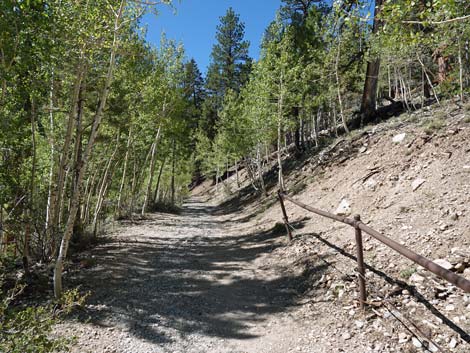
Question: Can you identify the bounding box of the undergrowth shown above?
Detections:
[0,256,87,353]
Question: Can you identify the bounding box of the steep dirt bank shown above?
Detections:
[194,102,470,352]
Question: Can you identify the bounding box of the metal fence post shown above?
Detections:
[278,191,293,241]
[354,214,367,309]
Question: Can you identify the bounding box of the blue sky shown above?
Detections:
[142,0,283,75]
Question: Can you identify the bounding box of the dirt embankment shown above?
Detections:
[58,103,469,353]
[205,103,470,352]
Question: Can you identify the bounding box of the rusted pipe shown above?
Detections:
[277,191,293,241]
[358,222,470,293]
[281,193,470,294]
[354,215,367,309]
[281,193,356,226]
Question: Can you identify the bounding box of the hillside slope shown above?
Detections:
[194,102,470,352]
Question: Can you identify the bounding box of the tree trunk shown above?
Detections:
[312,108,320,147]
[129,154,138,219]
[45,74,55,246]
[277,72,285,191]
[256,145,267,196]
[235,160,240,188]
[170,139,176,205]
[243,158,259,191]
[335,39,349,134]
[153,157,166,204]
[24,97,37,273]
[293,107,302,155]
[458,37,464,102]
[142,127,161,215]
[82,170,96,226]
[54,1,125,298]
[0,208,4,255]
[48,61,86,246]
[417,54,440,105]
[72,79,86,241]
[116,128,132,216]
[277,118,284,191]
[92,135,119,236]
[360,0,383,122]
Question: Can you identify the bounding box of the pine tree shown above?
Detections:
[201,7,251,140]
[182,58,205,113]
[206,7,251,97]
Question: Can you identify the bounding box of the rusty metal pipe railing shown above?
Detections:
[279,192,470,295]
[354,214,367,309]
[277,191,293,241]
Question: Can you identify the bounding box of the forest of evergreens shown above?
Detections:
[1,0,469,351]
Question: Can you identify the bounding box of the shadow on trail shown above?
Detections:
[303,232,470,344]
[67,201,328,346]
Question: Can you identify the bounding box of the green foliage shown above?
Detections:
[422,116,446,134]
[2,0,470,315]
[200,7,252,140]
[0,281,85,353]
[399,267,417,279]
[206,7,251,96]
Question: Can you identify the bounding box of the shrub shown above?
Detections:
[0,272,85,352]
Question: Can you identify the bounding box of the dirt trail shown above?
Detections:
[59,197,325,353]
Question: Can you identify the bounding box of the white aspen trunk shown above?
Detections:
[136,142,153,195]
[24,98,37,273]
[141,126,161,215]
[162,188,168,203]
[116,128,132,216]
[399,73,409,110]
[314,108,320,147]
[54,1,125,298]
[406,76,415,110]
[335,39,349,134]
[45,73,55,235]
[243,158,259,191]
[129,156,137,219]
[299,113,305,148]
[220,158,231,195]
[235,160,240,188]
[421,68,425,107]
[82,171,95,225]
[277,72,285,191]
[264,143,269,166]
[71,78,86,237]
[416,54,441,105]
[458,37,464,102]
[153,157,166,204]
[388,65,392,98]
[256,145,267,196]
[0,208,4,255]
[394,66,399,99]
[57,167,70,235]
[92,136,119,236]
[170,139,176,205]
[48,61,86,244]
[332,104,338,137]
